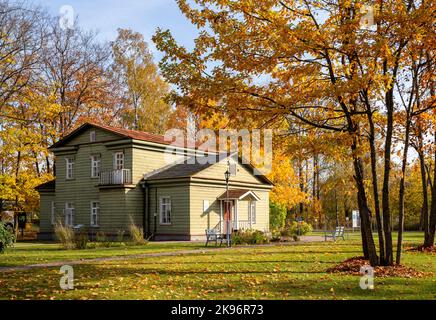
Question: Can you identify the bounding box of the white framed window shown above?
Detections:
[159,197,171,225]
[90,201,99,227]
[113,152,124,170]
[203,200,210,213]
[64,202,75,227]
[66,157,74,179]
[90,130,96,142]
[51,201,56,225]
[91,154,101,178]
[249,201,256,224]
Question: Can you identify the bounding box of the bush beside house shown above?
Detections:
[0,222,15,253]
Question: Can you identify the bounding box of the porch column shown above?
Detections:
[235,199,239,230]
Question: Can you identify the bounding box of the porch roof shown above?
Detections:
[217,189,260,201]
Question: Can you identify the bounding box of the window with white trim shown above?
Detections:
[64,202,75,227]
[51,201,56,225]
[90,130,96,142]
[159,197,171,225]
[249,201,256,224]
[91,154,101,178]
[90,201,99,227]
[113,152,124,170]
[66,157,74,179]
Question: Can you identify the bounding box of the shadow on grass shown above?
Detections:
[115,259,338,266]
[2,262,433,300]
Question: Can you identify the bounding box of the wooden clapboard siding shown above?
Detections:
[53,128,136,233]
[63,127,121,146]
[237,199,250,222]
[189,185,223,234]
[39,192,55,232]
[193,159,262,184]
[147,184,190,235]
[131,146,183,181]
[189,184,270,235]
[40,123,273,240]
[98,188,129,233]
[251,190,270,232]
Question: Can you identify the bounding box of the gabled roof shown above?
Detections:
[144,153,273,186]
[217,189,261,200]
[143,155,221,181]
[49,122,198,149]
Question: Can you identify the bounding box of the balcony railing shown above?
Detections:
[236,220,252,230]
[99,169,132,185]
[212,220,253,234]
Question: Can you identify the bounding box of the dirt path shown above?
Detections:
[0,235,325,273]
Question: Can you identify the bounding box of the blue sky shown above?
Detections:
[32,0,198,61]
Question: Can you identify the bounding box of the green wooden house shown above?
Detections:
[36,122,273,240]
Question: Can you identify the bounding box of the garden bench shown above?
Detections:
[325,226,345,241]
[205,228,224,247]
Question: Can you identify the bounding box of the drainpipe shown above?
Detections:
[154,188,157,236]
[140,181,150,238]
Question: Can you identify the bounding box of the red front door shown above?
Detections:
[223,201,233,234]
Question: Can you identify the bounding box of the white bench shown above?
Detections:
[325,226,345,241]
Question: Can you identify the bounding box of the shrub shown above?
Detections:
[96,231,112,247]
[54,222,74,249]
[129,223,147,245]
[116,230,125,242]
[281,221,313,241]
[232,229,270,245]
[73,229,89,249]
[96,231,107,243]
[0,222,15,253]
[270,229,282,242]
[269,202,287,229]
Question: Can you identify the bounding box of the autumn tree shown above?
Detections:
[41,18,116,139]
[111,28,171,133]
[0,1,48,116]
[154,0,435,266]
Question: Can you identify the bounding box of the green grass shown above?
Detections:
[0,242,201,267]
[0,232,434,300]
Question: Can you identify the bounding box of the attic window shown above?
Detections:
[90,131,96,142]
[229,159,237,176]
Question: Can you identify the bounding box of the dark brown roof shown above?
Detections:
[144,155,222,180]
[49,122,200,149]
[217,189,260,200]
[144,154,273,186]
[35,179,55,191]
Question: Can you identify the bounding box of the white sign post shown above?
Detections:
[352,210,360,231]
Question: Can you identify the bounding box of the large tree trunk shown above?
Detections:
[417,145,429,238]
[396,116,411,264]
[298,158,304,218]
[351,139,379,266]
[381,88,395,266]
[366,107,386,264]
[424,131,436,247]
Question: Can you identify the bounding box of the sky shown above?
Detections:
[31,0,199,61]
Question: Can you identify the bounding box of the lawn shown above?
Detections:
[0,232,434,300]
[0,241,202,267]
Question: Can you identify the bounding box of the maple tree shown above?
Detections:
[0,2,174,215]
[154,0,435,266]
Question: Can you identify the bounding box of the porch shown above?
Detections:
[214,189,260,234]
